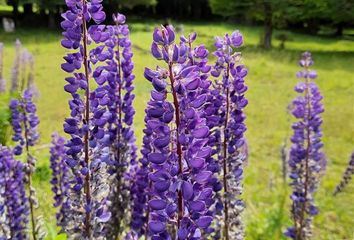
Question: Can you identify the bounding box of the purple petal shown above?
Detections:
[190,201,206,212]
[151,42,162,59]
[182,181,193,200]
[149,221,166,234]
[189,158,205,169]
[192,127,209,139]
[195,171,212,184]
[148,153,166,164]
[196,216,213,228]
[149,199,167,210]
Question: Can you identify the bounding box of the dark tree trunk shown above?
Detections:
[335,22,344,36]
[103,0,118,23]
[48,10,56,29]
[11,0,19,24]
[261,0,273,49]
[23,3,33,16]
[191,1,202,20]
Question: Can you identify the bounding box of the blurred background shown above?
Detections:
[0,0,353,239]
[1,0,354,47]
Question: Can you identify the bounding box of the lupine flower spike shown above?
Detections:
[10,39,21,93]
[61,1,139,238]
[0,43,5,93]
[211,31,248,240]
[88,12,137,238]
[0,145,29,239]
[333,152,354,196]
[9,89,45,239]
[136,25,217,239]
[285,52,325,240]
[50,133,70,231]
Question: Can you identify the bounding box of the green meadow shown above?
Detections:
[0,22,353,239]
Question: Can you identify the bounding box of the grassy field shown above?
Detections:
[0,22,353,239]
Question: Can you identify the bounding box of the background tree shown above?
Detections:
[325,0,354,36]
[209,0,287,49]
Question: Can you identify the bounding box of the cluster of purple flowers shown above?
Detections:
[0,145,28,239]
[210,31,248,240]
[333,152,354,196]
[8,88,45,240]
[49,133,70,231]
[0,37,43,239]
[285,52,325,240]
[0,40,35,95]
[125,25,249,240]
[59,0,136,237]
[136,26,216,239]
[9,89,39,156]
[61,0,113,237]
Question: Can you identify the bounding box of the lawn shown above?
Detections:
[0,21,353,239]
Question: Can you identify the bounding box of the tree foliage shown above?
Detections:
[115,0,157,9]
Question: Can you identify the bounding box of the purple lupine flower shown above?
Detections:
[9,89,45,239]
[181,32,224,239]
[129,99,156,238]
[61,1,121,238]
[10,39,21,93]
[138,25,216,239]
[211,31,248,240]
[87,13,137,238]
[0,43,5,93]
[285,52,325,240]
[50,133,70,231]
[9,89,39,156]
[0,145,29,239]
[22,50,38,96]
[333,152,354,196]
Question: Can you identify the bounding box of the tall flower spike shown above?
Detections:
[0,145,29,239]
[211,30,248,240]
[333,152,354,196]
[22,50,38,96]
[50,133,70,231]
[10,39,21,93]
[129,102,153,238]
[139,25,216,239]
[10,89,39,156]
[61,1,118,238]
[285,52,325,240]
[9,89,44,239]
[0,43,5,93]
[88,13,137,238]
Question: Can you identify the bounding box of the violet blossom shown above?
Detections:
[137,25,216,239]
[285,52,325,240]
[10,39,21,93]
[87,13,137,238]
[49,133,70,231]
[60,1,136,238]
[0,145,29,240]
[9,89,45,239]
[9,89,39,156]
[128,103,153,238]
[211,31,248,240]
[333,152,354,196]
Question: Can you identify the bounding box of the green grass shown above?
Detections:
[0,22,353,239]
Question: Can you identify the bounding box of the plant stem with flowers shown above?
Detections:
[285,52,325,240]
[211,31,248,240]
